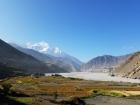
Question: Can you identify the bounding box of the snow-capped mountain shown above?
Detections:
[11,42,83,72]
[0,39,70,76]
[26,42,63,57]
[26,41,83,72]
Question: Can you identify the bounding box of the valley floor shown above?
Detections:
[46,72,140,83]
[0,75,140,105]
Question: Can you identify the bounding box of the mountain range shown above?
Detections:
[0,39,80,78]
[10,42,82,72]
[0,39,140,79]
[0,39,63,75]
[81,55,131,72]
[0,39,82,75]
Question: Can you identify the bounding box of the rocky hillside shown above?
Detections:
[115,52,140,79]
[81,55,130,72]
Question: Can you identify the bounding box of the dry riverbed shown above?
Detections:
[46,72,140,83]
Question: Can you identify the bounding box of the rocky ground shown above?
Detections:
[85,96,140,105]
[32,95,140,105]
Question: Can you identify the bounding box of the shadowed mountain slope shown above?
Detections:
[0,39,68,75]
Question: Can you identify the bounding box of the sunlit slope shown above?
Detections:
[115,52,140,78]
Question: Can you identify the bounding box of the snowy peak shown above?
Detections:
[53,47,62,54]
[22,41,83,72]
[48,47,62,57]
[26,42,50,53]
[26,41,62,57]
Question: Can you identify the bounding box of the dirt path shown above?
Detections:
[111,90,140,96]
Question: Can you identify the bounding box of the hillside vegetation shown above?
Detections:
[0,75,140,105]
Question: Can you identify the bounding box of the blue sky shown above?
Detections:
[0,0,140,62]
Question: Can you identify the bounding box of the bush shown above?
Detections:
[68,77,82,80]
[52,74,63,77]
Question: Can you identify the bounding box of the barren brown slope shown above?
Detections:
[115,52,140,79]
[81,54,131,72]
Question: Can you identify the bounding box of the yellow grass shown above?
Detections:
[1,76,140,97]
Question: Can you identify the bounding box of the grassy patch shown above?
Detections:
[10,97,34,104]
[2,76,140,98]
[91,89,126,97]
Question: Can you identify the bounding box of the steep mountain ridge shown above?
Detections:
[10,43,55,63]
[115,52,140,78]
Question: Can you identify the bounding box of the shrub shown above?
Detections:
[52,74,63,77]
